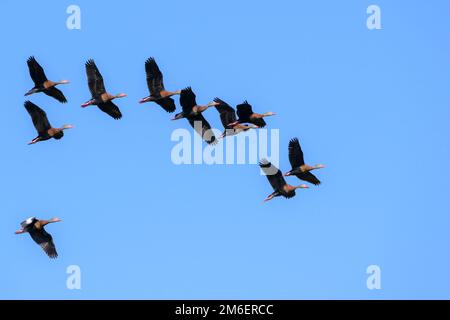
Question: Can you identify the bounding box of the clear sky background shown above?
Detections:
[1,0,450,299]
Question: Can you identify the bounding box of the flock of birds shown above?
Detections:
[16,56,325,258]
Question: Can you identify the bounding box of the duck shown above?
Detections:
[25,56,69,103]
[213,97,258,138]
[81,59,126,120]
[139,57,180,113]
[24,101,73,145]
[15,217,61,258]
[259,159,308,202]
[227,100,275,128]
[175,87,218,145]
[284,138,325,185]
[172,87,218,121]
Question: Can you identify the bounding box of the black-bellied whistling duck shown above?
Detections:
[259,159,308,202]
[15,217,61,258]
[175,87,217,145]
[24,101,73,145]
[229,101,276,128]
[214,98,258,138]
[139,57,180,113]
[25,56,69,103]
[172,87,218,121]
[81,59,126,120]
[284,138,325,185]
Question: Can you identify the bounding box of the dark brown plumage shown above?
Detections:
[284,138,324,185]
[259,159,308,202]
[24,101,73,145]
[214,98,258,137]
[177,87,217,145]
[139,57,178,112]
[82,59,126,120]
[25,56,69,103]
[235,101,276,128]
[15,217,61,259]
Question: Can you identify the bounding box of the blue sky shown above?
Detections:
[1,0,450,299]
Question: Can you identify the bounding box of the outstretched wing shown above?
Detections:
[180,87,197,114]
[251,118,266,128]
[85,59,106,97]
[214,97,236,128]
[188,113,217,145]
[298,171,321,185]
[288,138,305,168]
[145,57,165,96]
[155,97,176,113]
[24,101,51,135]
[29,228,58,259]
[27,56,47,86]
[97,101,122,120]
[259,159,287,192]
[44,87,67,103]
